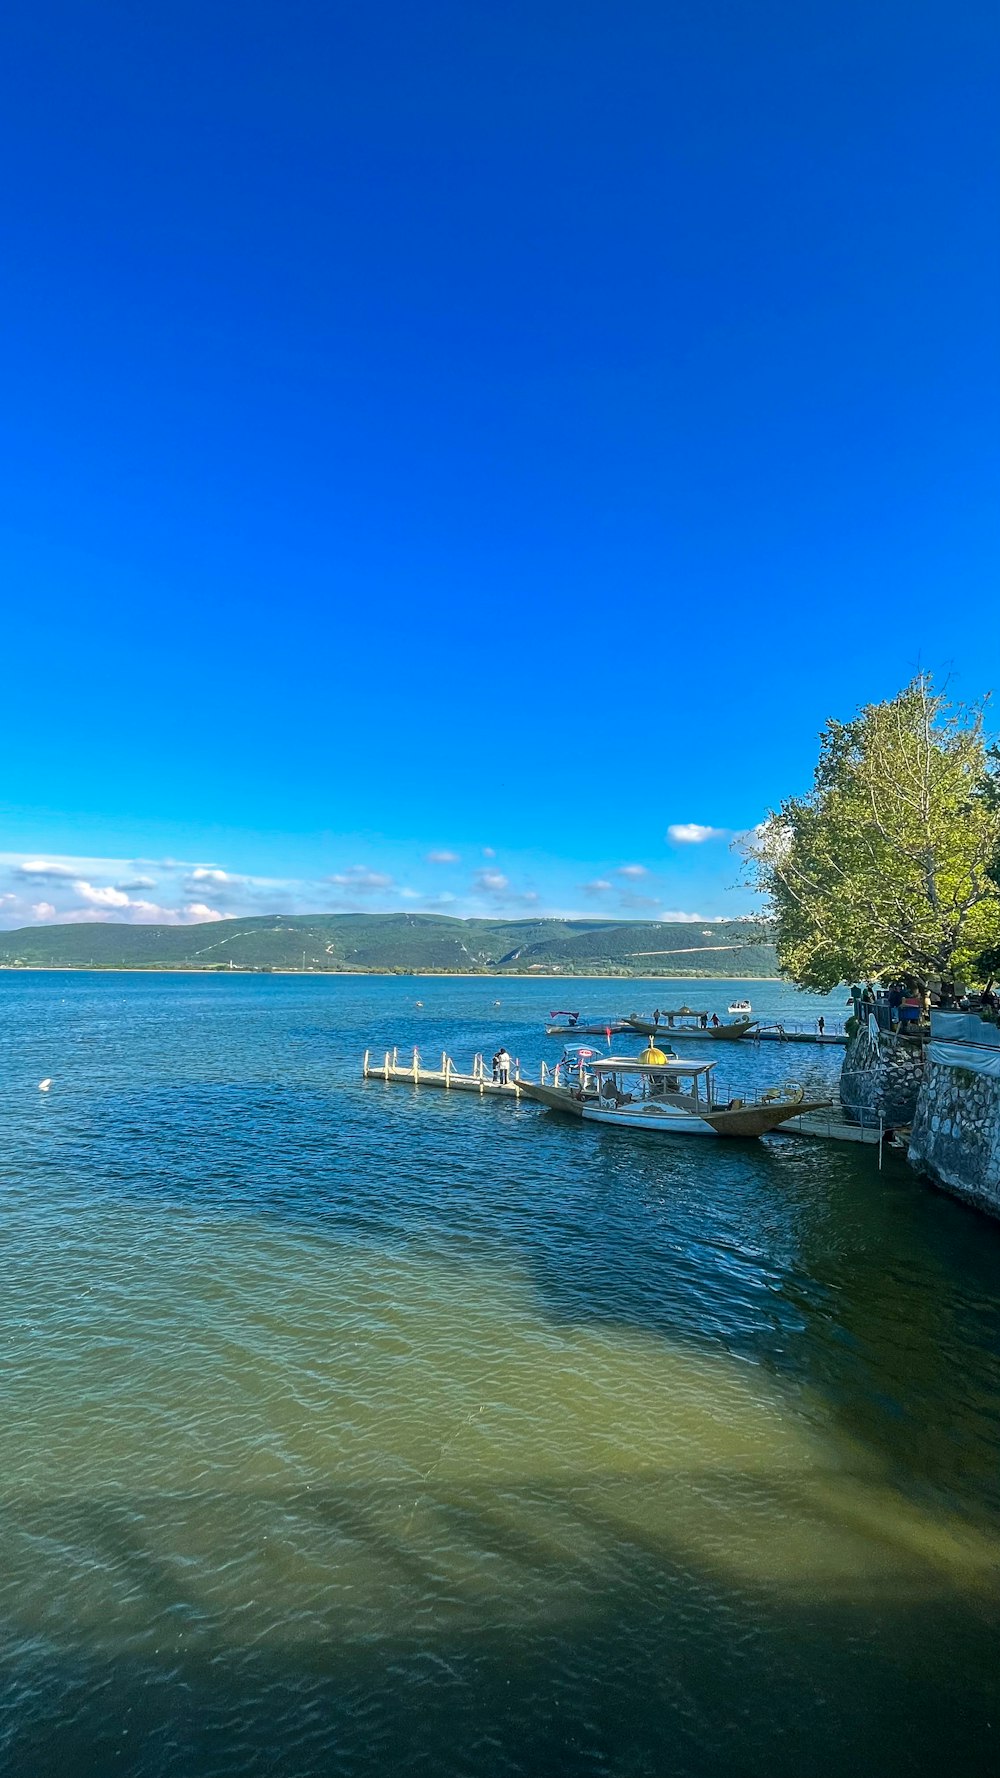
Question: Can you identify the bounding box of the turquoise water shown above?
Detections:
[2,972,999,1777]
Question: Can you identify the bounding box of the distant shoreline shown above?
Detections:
[0,965,787,982]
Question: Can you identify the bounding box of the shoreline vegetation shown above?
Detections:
[0,964,786,979]
[0,911,777,978]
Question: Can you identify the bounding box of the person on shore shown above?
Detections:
[496,1047,511,1086]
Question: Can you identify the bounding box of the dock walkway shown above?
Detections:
[362,1048,880,1149]
[362,1048,526,1096]
[777,1104,883,1145]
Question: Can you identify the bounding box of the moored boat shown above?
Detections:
[728,999,752,1016]
[626,1011,757,1041]
[517,1048,828,1138]
[545,1010,634,1037]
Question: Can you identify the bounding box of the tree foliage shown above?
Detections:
[743,677,1000,990]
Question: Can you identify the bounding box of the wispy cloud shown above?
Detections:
[327,867,393,892]
[474,869,509,894]
[666,823,728,844]
[616,864,648,878]
[581,879,613,895]
[482,847,497,859]
[426,850,460,864]
[17,860,77,879]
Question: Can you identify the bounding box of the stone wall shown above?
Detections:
[839,1025,925,1126]
[908,1035,1000,1220]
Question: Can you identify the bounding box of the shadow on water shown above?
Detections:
[7,976,1000,1778]
[3,1475,999,1778]
[24,1074,1000,1521]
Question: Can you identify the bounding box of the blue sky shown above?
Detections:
[1,1,997,928]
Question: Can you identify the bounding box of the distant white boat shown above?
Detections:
[728,999,752,1016]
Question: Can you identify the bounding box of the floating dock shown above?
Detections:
[362,1049,881,1150]
[627,1023,847,1047]
[362,1048,526,1096]
[776,1104,883,1145]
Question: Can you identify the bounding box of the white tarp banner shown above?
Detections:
[929,1041,1000,1080]
[930,1011,1000,1045]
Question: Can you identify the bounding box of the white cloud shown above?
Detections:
[426,850,460,864]
[666,823,728,844]
[74,881,132,908]
[659,910,708,922]
[327,866,393,891]
[474,869,509,894]
[190,867,235,884]
[616,864,648,878]
[184,902,226,921]
[17,860,77,878]
[582,879,613,895]
[31,901,56,919]
[117,875,157,890]
[482,847,497,858]
[399,887,420,899]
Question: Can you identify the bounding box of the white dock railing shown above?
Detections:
[362,1047,525,1095]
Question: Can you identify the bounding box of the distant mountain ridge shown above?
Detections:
[0,913,776,976]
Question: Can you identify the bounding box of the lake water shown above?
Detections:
[2,972,999,1778]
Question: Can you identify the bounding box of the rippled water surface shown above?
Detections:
[2,973,999,1777]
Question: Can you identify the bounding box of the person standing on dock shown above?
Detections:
[818,1016,826,1036]
[491,1049,501,1082]
[496,1047,511,1086]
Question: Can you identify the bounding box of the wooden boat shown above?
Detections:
[516,1049,829,1139]
[545,1012,633,1037]
[626,1012,757,1041]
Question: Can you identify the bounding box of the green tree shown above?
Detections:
[743,677,1000,990]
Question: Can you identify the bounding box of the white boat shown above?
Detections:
[517,1046,825,1138]
[728,999,752,1016]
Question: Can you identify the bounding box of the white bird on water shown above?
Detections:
[38,1079,52,1092]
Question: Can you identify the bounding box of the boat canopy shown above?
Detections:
[592,1055,716,1076]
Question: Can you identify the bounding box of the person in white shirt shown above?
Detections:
[496,1048,511,1086]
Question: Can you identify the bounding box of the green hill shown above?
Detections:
[0,913,775,976]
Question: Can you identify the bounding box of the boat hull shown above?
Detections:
[626,1017,756,1042]
[544,1021,632,1037]
[516,1079,830,1138]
